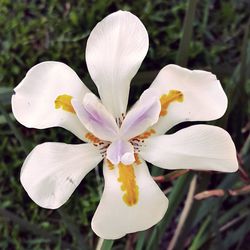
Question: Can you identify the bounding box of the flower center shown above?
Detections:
[54,89,184,164]
[106,139,135,165]
[53,88,184,208]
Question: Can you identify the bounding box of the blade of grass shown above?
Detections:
[58,208,89,250]
[200,0,210,34]
[241,134,250,158]
[210,203,223,250]
[176,0,198,66]
[239,19,249,89]
[188,216,211,250]
[219,197,250,225]
[135,231,147,250]
[167,175,197,250]
[0,101,29,154]
[146,173,193,250]
[191,210,250,250]
[235,215,250,250]
[192,174,237,229]
[219,19,250,128]
[0,87,12,105]
[0,207,72,249]
[0,113,14,124]
[190,189,250,249]
[173,174,211,250]
[100,240,114,250]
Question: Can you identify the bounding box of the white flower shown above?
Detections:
[12,11,238,239]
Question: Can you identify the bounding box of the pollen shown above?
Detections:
[54,94,75,113]
[160,90,184,116]
[118,163,139,206]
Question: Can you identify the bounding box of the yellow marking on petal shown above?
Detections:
[106,159,114,170]
[85,132,102,144]
[134,128,156,140]
[54,94,75,113]
[118,163,139,206]
[160,90,184,117]
[134,153,142,165]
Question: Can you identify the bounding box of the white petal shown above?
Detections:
[20,142,102,209]
[140,125,238,172]
[91,159,168,239]
[120,89,161,140]
[86,11,149,119]
[147,64,228,134]
[106,140,135,165]
[72,93,119,141]
[12,62,90,141]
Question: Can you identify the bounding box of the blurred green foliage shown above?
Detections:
[0,0,250,249]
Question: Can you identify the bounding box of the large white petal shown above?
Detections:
[86,11,149,119]
[91,159,168,239]
[20,142,102,209]
[147,64,228,134]
[140,125,238,172]
[12,62,90,141]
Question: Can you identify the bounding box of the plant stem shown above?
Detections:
[176,0,198,66]
[167,175,197,250]
[100,239,114,250]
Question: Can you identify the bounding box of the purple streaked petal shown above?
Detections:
[120,89,161,140]
[72,93,119,141]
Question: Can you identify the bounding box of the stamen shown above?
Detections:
[85,132,109,157]
[54,94,75,113]
[116,112,126,127]
[160,90,184,116]
[85,132,102,144]
[130,129,156,153]
[134,153,142,165]
[134,128,156,140]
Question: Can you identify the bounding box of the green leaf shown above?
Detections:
[146,173,193,250]
[101,240,114,250]
[0,101,29,154]
[176,0,198,66]
[135,231,147,250]
[0,87,12,105]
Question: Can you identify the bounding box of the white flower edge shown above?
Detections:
[140,124,238,172]
[20,142,102,209]
[12,61,90,141]
[91,159,168,239]
[147,64,228,134]
[86,10,149,118]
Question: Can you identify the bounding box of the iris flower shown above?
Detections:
[12,11,238,239]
